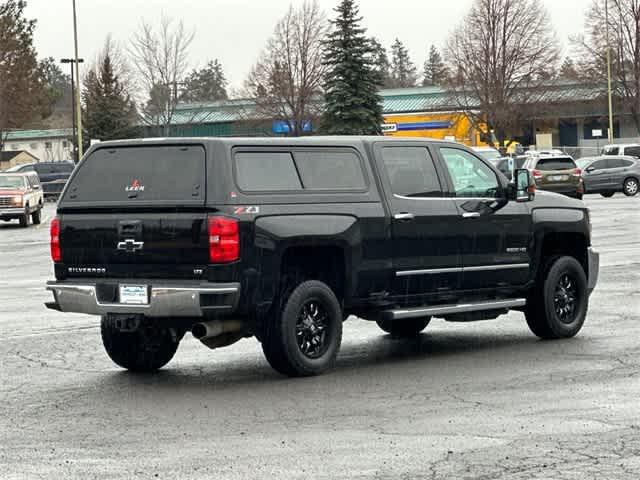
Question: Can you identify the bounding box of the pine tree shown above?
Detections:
[389,38,417,88]
[82,52,138,143]
[422,45,448,86]
[369,37,391,88]
[321,0,383,135]
[0,0,48,150]
[559,57,580,81]
[182,59,228,103]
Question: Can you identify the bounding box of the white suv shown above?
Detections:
[601,144,640,158]
[0,172,44,227]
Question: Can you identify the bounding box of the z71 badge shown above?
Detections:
[234,206,260,214]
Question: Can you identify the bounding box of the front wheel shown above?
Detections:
[262,280,343,377]
[376,317,431,337]
[19,208,29,228]
[31,208,41,225]
[623,177,639,196]
[525,256,588,339]
[101,316,180,372]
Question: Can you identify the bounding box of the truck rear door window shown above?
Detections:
[293,151,365,190]
[235,152,302,191]
[62,145,206,204]
[381,147,443,197]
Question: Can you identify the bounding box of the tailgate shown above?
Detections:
[60,212,209,279]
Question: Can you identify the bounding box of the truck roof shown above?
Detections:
[87,136,457,149]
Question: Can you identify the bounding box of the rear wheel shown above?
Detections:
[525,256,588,339]
[600,191,615,198]
[100,316,179,372]
[262,280,342,377]
[376,317,431,337]
[623,177,639,196]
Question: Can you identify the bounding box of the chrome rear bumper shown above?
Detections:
[46,280,240,317]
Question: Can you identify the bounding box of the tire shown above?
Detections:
[600,191,615,198]
[100,316,179,372]
[18,208,29,228]
[623,177,639,196]
[376,317,431,337]
[262,280,342,377]
[525,256,588,340]
[31,208,41,225]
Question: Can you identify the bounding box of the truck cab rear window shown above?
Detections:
[235,152,302,191]
[235,150,366,192]
[62,145,205,204]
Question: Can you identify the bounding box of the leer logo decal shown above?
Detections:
[125,179,145,192]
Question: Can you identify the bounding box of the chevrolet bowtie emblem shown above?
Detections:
[117,239,144,253]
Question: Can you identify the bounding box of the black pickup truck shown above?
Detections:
[46,137,599,377]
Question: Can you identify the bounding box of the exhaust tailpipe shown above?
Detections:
[192,320,245,350]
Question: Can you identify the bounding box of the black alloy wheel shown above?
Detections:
[553,274,579,324]
[296,299,330,359]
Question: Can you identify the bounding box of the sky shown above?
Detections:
[26,0,592,91]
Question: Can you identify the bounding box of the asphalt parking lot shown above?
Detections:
[1,195,639,479]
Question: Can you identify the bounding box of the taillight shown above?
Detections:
[532,169,543,180]
[50,217,61,263]
[208,216,239,263]
[572,168,582,177]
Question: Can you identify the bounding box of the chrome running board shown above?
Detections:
[382,298,526,321]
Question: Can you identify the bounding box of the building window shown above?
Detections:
[29,143,38,150]
[44,141,52,149]
[62,140,68,148]
[583,119,620,140]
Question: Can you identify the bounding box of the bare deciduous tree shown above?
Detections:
[575,0,640,135]
[129,16,194,135]
[246,0,327,136]
[445,0,560,146]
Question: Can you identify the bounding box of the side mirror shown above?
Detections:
[586,166,595,173]
[508,169,535,202]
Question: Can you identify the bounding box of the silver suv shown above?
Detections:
[577,155,640,197]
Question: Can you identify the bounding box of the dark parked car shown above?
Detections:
[46,137,599,377]
[6,161,75,199]
[523,154,584,199]
[577,155,640,197]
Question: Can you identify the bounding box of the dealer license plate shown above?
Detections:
[549,175,569,182]
[119,285,149,305]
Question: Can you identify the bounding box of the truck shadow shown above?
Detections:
[97,329,585,395]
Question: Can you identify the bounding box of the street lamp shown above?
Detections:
[605,0,614,143]
[60,58,84,163]
[72,0,83,159]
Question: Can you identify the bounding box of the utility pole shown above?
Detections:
[72,0,83,158]
[61,58,84,163]
[605,0,614,143]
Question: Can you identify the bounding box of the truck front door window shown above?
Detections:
[440,148,500,198]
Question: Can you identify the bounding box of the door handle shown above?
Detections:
[394,212,415,221]
[462,212,481,218]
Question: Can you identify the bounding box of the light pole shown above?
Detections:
[605,0,614,143]
[72,0,83,159]
[61,58,84,163]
